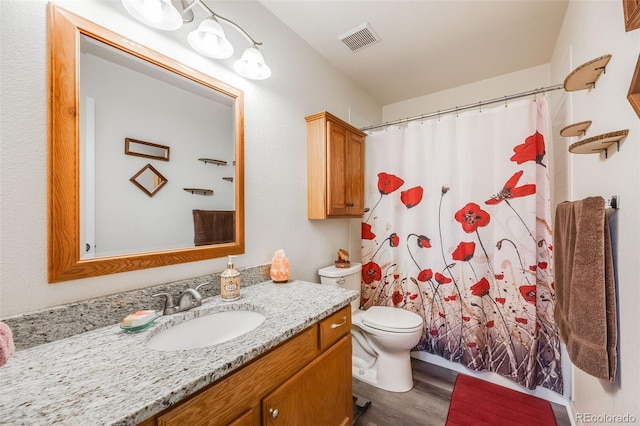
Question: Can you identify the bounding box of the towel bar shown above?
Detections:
[606,195,619,209]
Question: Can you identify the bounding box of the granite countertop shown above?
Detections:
[0,280,357,425]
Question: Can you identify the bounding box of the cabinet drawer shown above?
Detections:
[319,305,351,351]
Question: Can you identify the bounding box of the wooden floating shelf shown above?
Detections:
[560,121,592,137]
[222,177,234,182]
[564,54,612,92]
[183,188,213,195]
[568,129,628,157]
[198,158,227,166]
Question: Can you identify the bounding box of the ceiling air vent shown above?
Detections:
[338,23,380,52]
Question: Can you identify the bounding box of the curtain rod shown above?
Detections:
[361,83,564,132]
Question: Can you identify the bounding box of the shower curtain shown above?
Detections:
[361,96,562,393]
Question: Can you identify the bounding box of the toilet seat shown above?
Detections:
[360,306,423,333]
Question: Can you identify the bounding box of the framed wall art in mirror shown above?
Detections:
[129,164,168,197]
[48,4,245,282]
[125,138,170,161]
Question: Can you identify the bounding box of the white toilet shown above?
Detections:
[318,263,424,392]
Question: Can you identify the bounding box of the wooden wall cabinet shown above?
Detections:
[306,112,366,219]
[146,306,352,426]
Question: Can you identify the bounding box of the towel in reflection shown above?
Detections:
[553,196,617,381]
[0,322,15,367]
[192,210,235,246]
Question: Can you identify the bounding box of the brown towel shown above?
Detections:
[553,196,617,381]
[192,210,235,246]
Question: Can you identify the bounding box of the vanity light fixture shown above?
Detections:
[121,0,272,80]
[122,0,183,30]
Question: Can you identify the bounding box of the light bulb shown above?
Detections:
[142,0,163,23]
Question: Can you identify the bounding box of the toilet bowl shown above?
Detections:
[318,263,424,392]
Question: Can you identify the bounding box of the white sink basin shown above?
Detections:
[146,310,266,351]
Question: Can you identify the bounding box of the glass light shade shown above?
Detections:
[233,47,272,80]
[188,19,234,59]
[122,0,183,30]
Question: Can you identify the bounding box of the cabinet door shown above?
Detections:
[346,131,364,216]
[326,121,349,216]
[262,336,352,426]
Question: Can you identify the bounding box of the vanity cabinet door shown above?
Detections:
[262,336,352,426]
[306,111,366,219]
[155,327,318,426]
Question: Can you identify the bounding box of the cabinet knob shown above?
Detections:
[269,408,279,420]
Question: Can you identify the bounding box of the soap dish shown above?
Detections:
[120,314,158,333]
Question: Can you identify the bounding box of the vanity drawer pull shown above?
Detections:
[319,306,351,351]
[330,317,347,329]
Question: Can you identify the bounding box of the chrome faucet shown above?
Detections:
[153,282,212,315]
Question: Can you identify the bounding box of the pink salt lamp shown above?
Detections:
[270,249,290,283]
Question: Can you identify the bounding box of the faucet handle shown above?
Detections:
[152,292,178,315]
[194,281,213,294]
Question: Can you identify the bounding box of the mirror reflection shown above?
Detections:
[48,4,245,282]
[79,33,236,259]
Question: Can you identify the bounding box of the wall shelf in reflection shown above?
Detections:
[198,158,227,166]
[183,188,214,195]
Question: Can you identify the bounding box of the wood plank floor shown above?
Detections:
[353,358,571,426]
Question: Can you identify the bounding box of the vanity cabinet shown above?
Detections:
[306,112,366,219]
[147,306,352,426]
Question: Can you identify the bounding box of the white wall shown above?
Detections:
[551,1,640,423]
[0,0,381,317]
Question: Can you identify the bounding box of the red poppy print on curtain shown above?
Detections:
[377,172,404,195]
[434,273,452,285]
[401,186,424,208]
[454,203,490,233]
[470,278,490,297]
[362,262,381,284]
[486,170,536,205]
[452,241,476,261]
[417,235,431,248]
[519,285,536,304]
[362,223,376,240]
[391,291,404,306]
[511,131,546,166]
[418,269,433,282]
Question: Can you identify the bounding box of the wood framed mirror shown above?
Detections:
[48,4,245,283]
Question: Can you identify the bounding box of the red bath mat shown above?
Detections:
[446,374,557,426]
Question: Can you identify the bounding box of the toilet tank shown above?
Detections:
[318,263,362,311]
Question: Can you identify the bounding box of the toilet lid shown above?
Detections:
[361,306,423,331]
